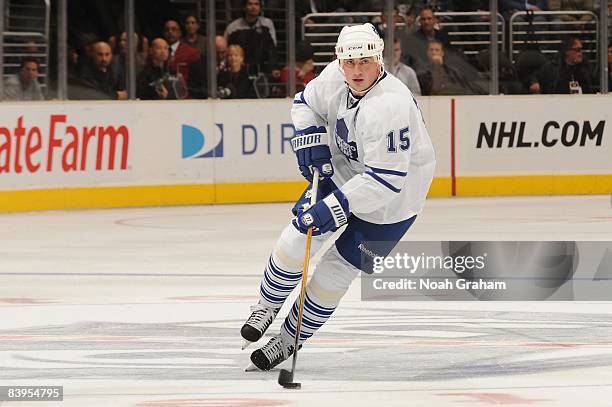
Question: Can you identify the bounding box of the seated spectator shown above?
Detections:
[112,31,148,77]
[549,0,594,31]
[224,0,278,76]
[528,36,596,94]
[386,38,421,96]
[163,19,200,85]
[216,35,228,72]
[184,14,207,57]
[417,40,477,95]
[225,0,277,45]
[424,0,455,24]
[401,0,454,15]
[217,44,257,99]
[78,41,127,100]
[515,48,547,90]
[474,49,524,94]
[453,0,491,29]
[75,32,101,75]
[278,42,316,96]
[402,6,452,69]
[500,0,547,21]
[137,38,179,100]
[3,57,44,101]
[372,7,407,36]
[426,0,455,13]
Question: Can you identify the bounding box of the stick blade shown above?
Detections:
[278,368,301,389]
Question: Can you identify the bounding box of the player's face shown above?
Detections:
[341,57,381,94]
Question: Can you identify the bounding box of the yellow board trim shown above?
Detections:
[0,175,609,213]
[457,174,612,196]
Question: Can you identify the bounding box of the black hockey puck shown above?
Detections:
[278,368,301,389]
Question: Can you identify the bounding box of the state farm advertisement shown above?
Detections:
[0,103,135,189]
[0,101,218,190]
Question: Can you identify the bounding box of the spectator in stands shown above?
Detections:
[278,41,316,97]
[137,38,178,100]
[453,0,490,28]
[217,44,256,99]
[500,0,547,20]
[163,19,200,85]
[372,7,407,36]
[386,38,421,95]
[417,40,477,95]
[226,0,277,45]
[184,14,207,57]
[224,0,279,76]
[414,6,450,45]
[79,41,128,100]
[400,0,455,29]
[528,36,596,94]
[425,0,455,24]
[402,6,452,69]
[3,57,44,101]
[549,0,594,31]
[216,35,228,72]
[112,31,148,77]
[187,34,232,99]
[75,33,101,75]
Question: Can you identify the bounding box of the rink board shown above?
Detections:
[0,96,610,212]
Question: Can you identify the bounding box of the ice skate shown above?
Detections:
[247,333,297,371]
[240,303,279,349]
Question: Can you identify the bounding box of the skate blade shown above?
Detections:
[245,362,261,372]
[241,339,253,350]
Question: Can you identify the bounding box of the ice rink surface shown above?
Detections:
[1,194,611,406]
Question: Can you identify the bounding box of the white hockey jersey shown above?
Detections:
[292,60,436,225]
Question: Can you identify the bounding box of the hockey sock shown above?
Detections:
[259,252,303,309]
[281,288,337,343]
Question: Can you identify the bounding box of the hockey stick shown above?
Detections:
[278,167,320,390]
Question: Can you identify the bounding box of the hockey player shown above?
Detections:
[241,23,436,371]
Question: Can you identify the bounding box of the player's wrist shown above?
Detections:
[322,190,350,227]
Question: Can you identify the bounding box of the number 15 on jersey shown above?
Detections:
[386,126,410,153]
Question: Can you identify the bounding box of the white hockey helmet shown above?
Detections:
[335,23,384,63]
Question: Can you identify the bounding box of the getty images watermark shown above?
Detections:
[370,250,507,291]
[361,241,612,301]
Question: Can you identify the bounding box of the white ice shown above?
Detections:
[0,194,611,406]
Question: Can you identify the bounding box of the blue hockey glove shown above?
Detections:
[294,189,350,235]
[291,126,334,182]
